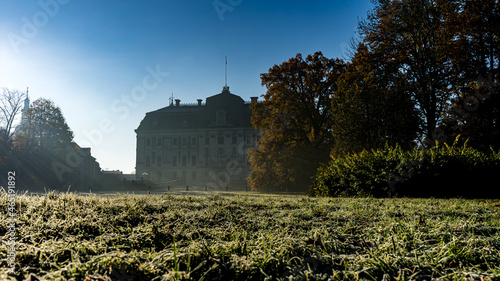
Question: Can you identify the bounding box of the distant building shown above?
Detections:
[135,86,259,189]
[101,170,123,175]
[20,92,29,125]
[76,146,101,187]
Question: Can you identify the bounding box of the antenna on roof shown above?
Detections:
[169,92,174,106]
[222,56,230,93]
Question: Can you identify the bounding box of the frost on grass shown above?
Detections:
[1,191,499,280]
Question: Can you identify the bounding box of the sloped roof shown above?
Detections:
[206,86,245,105]
[135,87,254,133]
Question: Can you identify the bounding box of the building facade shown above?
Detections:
[135,86,259,189]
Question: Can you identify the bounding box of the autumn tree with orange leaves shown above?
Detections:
[248,52,346,192]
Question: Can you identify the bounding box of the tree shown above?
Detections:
[13,98,76,188]
[248,52,346,191]
[359,0,457,144]
[0,128,13,173]
[0,88,27,183]
[443,0,500,150]
[15,98,74,155]
[0,88,27,142]
[332,43,420,156]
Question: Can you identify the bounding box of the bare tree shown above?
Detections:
[0,88,26,141]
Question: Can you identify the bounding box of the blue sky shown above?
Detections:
[0,0,374,173]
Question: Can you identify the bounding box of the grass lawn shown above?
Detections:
[1,191,500,280]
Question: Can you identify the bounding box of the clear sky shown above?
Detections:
[0,0,374,174]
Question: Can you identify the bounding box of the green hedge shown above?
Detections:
[310,142,500,198]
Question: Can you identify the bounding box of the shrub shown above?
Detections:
[310,141,500,198]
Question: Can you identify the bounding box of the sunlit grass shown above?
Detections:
[1,191,499,280]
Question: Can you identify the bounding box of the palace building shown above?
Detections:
[135,86,259,189]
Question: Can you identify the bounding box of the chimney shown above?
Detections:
[250,97,258,103]
[197,99,203,106]
[175,99,180,107]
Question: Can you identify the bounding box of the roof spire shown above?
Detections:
[23,87,30,110]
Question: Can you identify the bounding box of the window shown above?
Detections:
[182,137,187,146]
[218,135,224,145]
[157,138,162,147]
[172,156,177,167]
[182,156,187,167]
[146,138,151,147]
[232,135,237,144]
[216,148,226,165]
[192,137,197,146]
[192,171,197,181]
[205,148,209,167]
[172,138,178,146]
[231,147,238,162]
[146,156,150,167]
[157,156,161,167]
[205,135,210,145]
[217,111,226,125]
[152,152,156,164]
[191,155,197,166]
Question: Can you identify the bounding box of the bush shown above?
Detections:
[310,141,500,198]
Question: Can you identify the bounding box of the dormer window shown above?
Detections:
[216,110,226,125]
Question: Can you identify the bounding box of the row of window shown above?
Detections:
[143,170,197,182]
[144,168,248,182]
[143,151,248,168]
[143,134,258,149]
